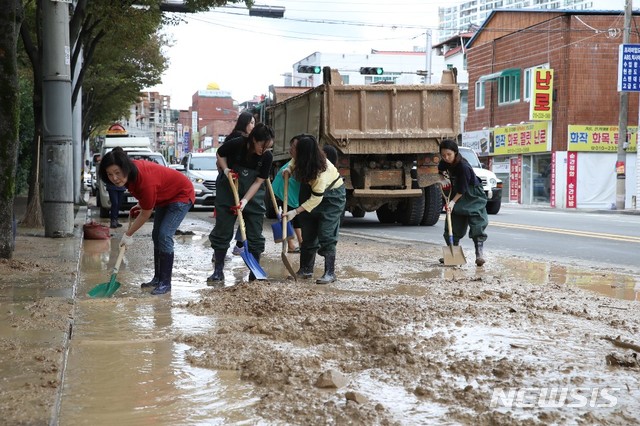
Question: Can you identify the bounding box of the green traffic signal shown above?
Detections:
[297,65,322,74]
[360,67,384,75]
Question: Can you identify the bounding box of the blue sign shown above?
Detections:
[618,43,640,92]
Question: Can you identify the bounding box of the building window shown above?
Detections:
[498,73,520,104]
[524,64,549,101]
[475,80,485,109]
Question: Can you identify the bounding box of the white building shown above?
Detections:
[438,0,628,41]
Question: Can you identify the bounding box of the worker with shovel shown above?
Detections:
[98,147,195,295]
[438,139,489,266]
[207,123,275,284]
[283,134,346,284]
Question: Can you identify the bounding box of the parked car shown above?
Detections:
[96,151,168,218]
[458,146,503,214]
[175,152,218,206]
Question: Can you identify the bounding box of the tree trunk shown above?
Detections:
[0,0,24,258]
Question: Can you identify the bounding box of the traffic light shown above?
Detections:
[360,67,384,75]
[297,65,321,74]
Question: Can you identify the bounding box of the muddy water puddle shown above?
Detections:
[49,217,640,423]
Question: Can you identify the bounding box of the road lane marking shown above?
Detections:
[490,221,640,243]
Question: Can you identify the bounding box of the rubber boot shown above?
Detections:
[297,251,315,279]
[207,250,226,284]
[151,252,174,295]
[110,219,122,229]
[474,240,485,267]
[141,248,160,288]
[248,253,261,282]
[316,253,336,285]
[439,239,460,264]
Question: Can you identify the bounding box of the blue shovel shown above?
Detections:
[229,175,267,280]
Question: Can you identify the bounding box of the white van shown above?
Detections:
[101,137,151,155]
[458,146,503,214]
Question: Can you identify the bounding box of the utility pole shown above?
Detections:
[425,29,433,84]
[42,0,74,237]
[616,0,633,210]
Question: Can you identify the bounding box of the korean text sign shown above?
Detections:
[567,125,638,152]
[493,122,551,155]
[529,68,553,121]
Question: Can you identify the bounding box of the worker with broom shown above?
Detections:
[437,139,488,266]
[98,147,195,295]
[207,123,275,284]
[283,134,346,284]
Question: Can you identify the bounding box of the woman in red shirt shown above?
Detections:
[99,147,195,295]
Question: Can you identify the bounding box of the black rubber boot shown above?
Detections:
[207,250,226,285]
[151,252,174,295]
[439,239,460,264]
[474,240,485,267]
[316,253,336,285]
[141,248,160,288]
[296,251,316,279]
[248,253,261,282]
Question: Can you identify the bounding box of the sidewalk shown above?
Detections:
[1,195,87,424]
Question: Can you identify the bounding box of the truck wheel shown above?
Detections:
[96,192,110,218]
[351,207,366,218]
[376,204,396,224]
[486,198,501,215]
[399,192,425,226]
[421,184,443,226]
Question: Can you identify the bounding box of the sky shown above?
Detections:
[147,0,450,110]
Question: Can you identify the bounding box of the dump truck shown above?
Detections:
[264,67,460,226]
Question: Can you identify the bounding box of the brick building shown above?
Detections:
[188,84,239,153]
[465,9,640,209]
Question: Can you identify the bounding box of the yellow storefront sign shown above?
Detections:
[530,68,553,121]
[492,121,551,155]
[567,125,638,152]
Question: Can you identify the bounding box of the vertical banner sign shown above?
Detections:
[509,156,522,203]
[566,152,578,208]
[550,151,556,208]
[617,44,640,92]
[530,68,554,121]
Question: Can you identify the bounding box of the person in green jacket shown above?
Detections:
[438,139,488,266]
[283,134,346,284]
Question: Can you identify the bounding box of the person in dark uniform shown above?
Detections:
[107,182,125,228]
[283,134,346,284]
[224,111,256,256]
[208,123,275,283]
[437,139,488,266]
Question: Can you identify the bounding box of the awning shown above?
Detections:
[479,68,520,83]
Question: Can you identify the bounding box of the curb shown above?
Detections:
[50,200,88,426]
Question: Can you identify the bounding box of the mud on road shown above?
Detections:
[1,226,639,425]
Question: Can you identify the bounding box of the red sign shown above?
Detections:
[550,152,556,208]
[566,152,578,208]
[509,156,522,203]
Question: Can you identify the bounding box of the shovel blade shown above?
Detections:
[88,280,121,298]
[443,245,466,266]
[240,241,268,280]
[271,219,295,243]
[281,252,297,281]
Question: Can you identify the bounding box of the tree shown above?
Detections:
[0,0,24,258]
[2,0,251,257]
